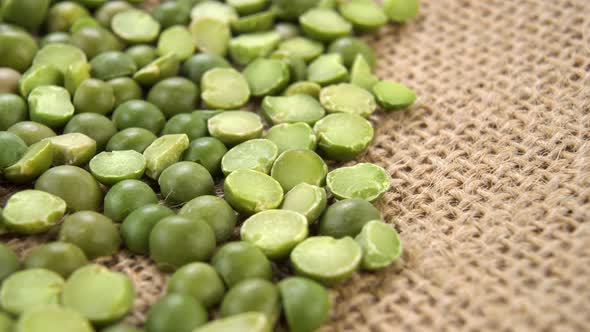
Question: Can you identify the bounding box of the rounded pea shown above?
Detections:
[0,131,27,169]
[64,113,117,151]
[372,80,417,110]
[278,277,331,332]
[182,137,228,176]
[3,141,54,184]
[147,77,200,119]
[2,190,66,234]
[121,204,175,255]
[167,262,226,309]
[0,68,22,94]
[1,0,51,32]
[145,294,208,332]
[0,269,65,315]
[106,127,157,153]
[191,16,231,56]
[95,1,133,27]
[18,65,64,98]
[40,32,73,47]
[108,77,144,107]
[328,37,376,69]
[90,51,138,81]
[7,121,56,145]
[300,8,352,42]
[271,149,327,192]
[102,324,144,332]
[338,0,388,32]
[0,243,20,283]
[103,179,159,222]
[181,53,231,85]
[112,9,161,43]
[201,68,250,110]
[59,211,120,259]
[71,26,123,59]
[133,53,180,87]
[179,195,237,243]
[112,100,166,134]
[149,216,216,271]
[15,306,93,332]
[319,198,381,238]
[151,2,191,29]
[383,0,420,22]
[73,78,116,115]
[212,241,272,287]
[24,242,88,278]
[208,111,263,146]
[355,220,402,270]
[47,2,91,33]
[158,161,215,204]
[313,113,373,161]
[125,45,158,70]
[0,29,38,72]
[224,169,284,215]
[89,150,146,185]
[220,279,280,325]
[35,166,103,212]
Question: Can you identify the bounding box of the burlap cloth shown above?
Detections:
[2,0,590,330]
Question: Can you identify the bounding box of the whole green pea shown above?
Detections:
[0,29,38,72]
[151,2,190,29]
[7,121,56,145]
[145,294,208,332]
[125,45,158,69]
[181,53,231,85]
[120,204,175,255]
[90,51,137,81]
[220,279,280,325]
[35,166,103,212]
[104,179,159,222]
[95,1,133,27]
[71,26,123,59]
[0,94,27,130]
[0,243,20,283]
[40,32,73,47]
[318,199,381,238]
[212,242,272,287]
[46,2,91,33]
[106,127,157,153]
[73,79,116,115]
[58,211,120,259]
[167,262,226,309]
[158,162,215,204]
[24,242,88,278]
[64,113,117,151]
[279,277,331,332]
[147,77,200,119]
[162,113,207,141]
[0,131,27,169]
[112,100,166,134]
[183,137,228,176]
[108,77,143,107]
[179,195,237,243]
[0,69,22,94]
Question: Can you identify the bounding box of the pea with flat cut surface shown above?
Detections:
[356,220,402,270]
[106,128,157,153]
[243,58,290,97]
[271,149,328,192]
[40,32,72,47]
[121,204,174,255]
[90,51,137,81]
[0,268,65,315]
[112,100,166,134]
[147,77,200,119]
[0,243,20,283]
[291,236,362,285]
[108,77,143,106]
[372,80,417,110]
[279,277,331,332]
[167,262,226,309]
[194,312,269,332]
[271,50,307,83]
[73,79,115,115]
[145,294,208,332]
[133,53,180,87]
[44,133,97,166]
[284,81,322,98]
[35,165,103,212]
[319,198,381,238]
[212,242,272,287]
[328,36,376,69]
[190,1,238,24]
[262,94,325,126]
[320,83,377,118]
[3,140,53,184]
[7,121,56,145]
[24,242,88,278]
[275,22,300,40]
[15,306,93,332]
[231,11,275,34]
[314,113,374,161]
[152,2,190,29]
[278,37,324,62]
[103,179,159,222]
[220,279,280,325]
[33,43,87,75]
[18,65,63,98]
[59,211,120,259]
[228,31,281,65]
[46,2,90,33]
[65,61,91,96]
[2,0,50,31]
[183,137,228,176]
[64,113,117,151]
[281,183,327,223]
[61,265,135,324]
[201,68,251,110]
[159,162,215,204]
[222,139,278,175]
[265,123,317,154]
[126,45,157,70]
[157,26,194,61]
[149,216,216,271]
[0,93,27,130]
[181,53,231,85]
[0,131,27,170]
[112,9,160,43]
[0,29,38,73]
[0,311,13,331]
[190,17,231,57]
[327,163,390,201]
[28,86,75,128]
[308,54,349,86]
[224,169,284,215]
[95,1,133,27]
[384,0,420,22]
[143,134,190,180]
[89,150,146,185]
[338,0,388,32]
[227,0,268,15]
[102,324,144,332]
[179,196,237,243]
[350,54,379,91]
[300,8,352,42]
[241,210,308,260]
[208,111,263,146]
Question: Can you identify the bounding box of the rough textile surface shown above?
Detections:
[2,0,590,331]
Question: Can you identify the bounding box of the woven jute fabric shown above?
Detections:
[2,0,590,331]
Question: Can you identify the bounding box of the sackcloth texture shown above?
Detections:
[2,0,590,331]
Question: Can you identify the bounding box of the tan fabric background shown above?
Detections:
[3,0,590,331]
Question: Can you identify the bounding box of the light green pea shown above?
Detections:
[355,220,402,270]
[281,183,327,223]
[3,141,54,184]
[350,54,378,91]
[372,80,417,110]
[65,61,92,95]
[133,53,180,87]
[243,58,290,97]
[224,169,284,215]
[89,150,146,185]
[227,0,269,15]
[6,121,56,145]
[201,68,250,110]
[28,86,74,128]
[326,163,391,202]
[270,50,307,82]
[271,149,327,192]
[265,122,317,154]
[262,94,325,126]
[90,51,138,81]
[44,133,97,166]
[33,43,87,75]
[157,25,195,61]
[190,16,231,56]
[19,65,63,98]
[308,54,349,86]
[190,1,238,24]
[229,31,281,65]
[193,313,270,332]
[300,8,352,42]
[278,37,324,62]
[143,134,190,180]
[383,0,420,22]
[0,269,65,315]
[231,11,275,34]
[15,306,93,332]
[221,139,278,175]
[111,9,161,43]
[283,81,322,98]
[338,0,388,32]
[208,111,263,146]
[313,113,374,161]
[1,190,66,234]
[320,83,377,118]
[279,277,331,332]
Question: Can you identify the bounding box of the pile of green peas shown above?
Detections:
[0,0,417,330]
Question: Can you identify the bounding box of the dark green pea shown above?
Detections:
[1,0,51,32]
[163,113,207,141]
[231,11,276,34]
[108,77,143,107]
[145,294,208,332]
[273,0,320,20]
[104,179,159,222]
[181,53,231,85]
[106,127,157,153]
[151,2,191,29]
[278,277,331,332]
[179,195,237,243]
[95,1,133,27]
[35,166,104,212]
[121,204,175,255]
[183,137,228,176]
[192,110,224,123]
[167,262,226,309]
[40,32,73,47]
[147,77,199,119]
[125,45,158,69]
[212,242,272,287]
[0,94,27,130]
[0,243,20,283]
[149,216,216,271]
[0,131,27,169]
[90,51,138,81]
[102,324,144,332]
[0,68,22,94]
[73,79,116,115]
[328,37,376,69]
[6,121,56,145]
[319,198,381,238]
[58,211,120,259]
[71,26,123,59]
[24,242,88,278]
[3,141,54,185]
[159,162,214,204]
[73,0,108,9]
[47,2,91,33]
[112,100,166,134]
[70,17,101,34]
[220,279,280,325]
[64,113,117,151]
[0,29,38,72]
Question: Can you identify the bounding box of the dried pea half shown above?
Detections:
[24,242,88,278]
[201,68,251,110]
[221,139,278,175]
[35,165,103,212]
[338,0,388,32]
[111,9,161,43]
[355,220,402,270]
[212,241,272,287]
[18,65,63,98]
[14,306,93,332]
[44,133,97,166]
[157,25,195,61]
[318,198,381,238]
[143,134,190,180]
[327,163,391,202]
[229,31,281,65]
[320,83,377,118]
[313,113,374,161]
[243,58,290,97]
[281,183,327,224]
[308,54,349,86]
[283,81,322,98]
[350,54,379,91]
[372,80,417,110]
[89,150,146,185]
[190,1,238,24]
[179,195,237,243]
[265,122,317,154]
[106,127,157,153]
[133,53,180,87]
[190,16,231,56]
[224,169,284,215]
[300,8,352,42]
[262,94,325,126]
[3,140,54,184]
[278,37,324,62]
[167,262,226,308]
[383,0,420,22]
[33,43,87,75]
[0,269,65,315]
[194,312,270,332]
[28,85,75,128]
[227,0,269,15]
[271,150,328,192]
[0,131,27,170]
[208,111,263,146]
[231,11,275,34]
